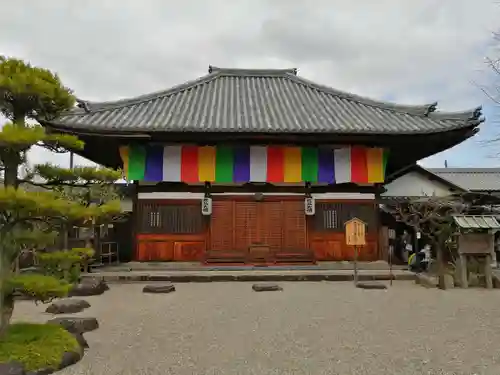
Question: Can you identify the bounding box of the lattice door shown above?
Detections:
[210,200,234,251]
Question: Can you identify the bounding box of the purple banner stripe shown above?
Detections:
[233,146,250,183]
[318,148,335,183]
[144,146,164,181]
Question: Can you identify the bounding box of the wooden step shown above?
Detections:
[204,251,247,264]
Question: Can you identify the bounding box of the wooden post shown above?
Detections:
[389,245,393,286]
[344,218,366,286]
[485,254,493,289]
[353,245,358,285]
[459,254,468,289]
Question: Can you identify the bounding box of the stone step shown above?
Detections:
[82,270,414,283]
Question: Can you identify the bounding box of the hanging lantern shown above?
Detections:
[304,196,315,216]
[202,196,212,216]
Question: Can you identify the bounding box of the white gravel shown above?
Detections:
[12,282,500,375]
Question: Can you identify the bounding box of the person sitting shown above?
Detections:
[408,245,431,273]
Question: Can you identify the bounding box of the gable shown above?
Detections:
[382,171,456,197]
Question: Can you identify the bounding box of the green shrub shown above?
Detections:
[37,247,94,283]
[0,323,79,371]
[70,247,95,258]
[38,251,80,283]
[7,274,70,302]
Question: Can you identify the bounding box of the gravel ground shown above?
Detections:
[12,282,500,375]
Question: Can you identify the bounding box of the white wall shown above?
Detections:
[382,171,454,197]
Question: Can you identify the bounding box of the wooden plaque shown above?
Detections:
[458,233,493,255]
[345,217,366,246]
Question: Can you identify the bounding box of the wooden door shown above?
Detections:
[234,201,258,251]
[210,200,235,251]
[209,198,309,254]
[282,200,307,250]
[257,201,283,251]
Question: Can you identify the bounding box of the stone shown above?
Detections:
[252,283,283,292]
[69,278,108,297]
[72,332,89,349]
[442,273,455,289]
[415,273,437,288]
[0,362,25,375]
[58,352,81,369]
[493,273,500,289]
[47,317,99,333]
[356,281,388,290]
[82,277,110,290]
[468,273,480,287]
[142,284,176,294]
[45,299,90,314]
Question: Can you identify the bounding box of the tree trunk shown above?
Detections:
[1,112,25,189]
[436,238,449,290]
[0,293,14,338]
[2,154,19,188]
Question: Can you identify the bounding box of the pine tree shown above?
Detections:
[0,56,121,336]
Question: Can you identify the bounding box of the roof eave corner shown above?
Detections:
[429,105,484,123]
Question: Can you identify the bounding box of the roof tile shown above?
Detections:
[48,67,484,135]
[453,215,500,229]
[429,168,500,191]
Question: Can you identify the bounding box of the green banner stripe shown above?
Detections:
[128,145,146,180]
[215,146,234,183]
[301,147,319,182]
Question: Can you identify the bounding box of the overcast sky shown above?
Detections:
[1,0,500,168]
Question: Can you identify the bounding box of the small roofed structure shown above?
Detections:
[453,215,500,230]
[453,215,500,289]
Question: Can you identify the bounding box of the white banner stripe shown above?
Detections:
[250,146,267,182]
[162,145,182,181]
[334,147,351,183]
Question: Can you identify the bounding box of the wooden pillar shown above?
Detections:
[459,254,468,289]
[374,184,383,260]
[485,254,493,289]
[131,181,139,261]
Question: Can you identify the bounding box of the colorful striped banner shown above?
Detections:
[119,145,389,184]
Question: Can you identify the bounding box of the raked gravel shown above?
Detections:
[12,282,500,375]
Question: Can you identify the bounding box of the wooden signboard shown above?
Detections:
[345,217,367,246]
[458,233,493,255]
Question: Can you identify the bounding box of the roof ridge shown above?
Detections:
[66,71,222,115]
[66,67,301,115]
[208,66,298,76]
[430,168,500,173]
[282,74,483,122]
[283,74,438,117]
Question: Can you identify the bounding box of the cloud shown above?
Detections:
[1,0,500,167]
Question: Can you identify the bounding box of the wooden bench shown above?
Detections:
[274,250,315,264]
[204,250,247,264]
[248,244,272,263]
[100,241,119,265]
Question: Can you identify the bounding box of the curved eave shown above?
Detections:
[42,119,481,136]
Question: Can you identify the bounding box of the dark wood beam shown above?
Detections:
[137,182,385,194]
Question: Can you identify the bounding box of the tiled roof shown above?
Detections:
[428,168,500,191]
[453,215,500,229]
[47,66,484,135]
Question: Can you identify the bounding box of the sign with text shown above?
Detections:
[345,217,366,246]
[304,197,315,215]
[201,197,212,216]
